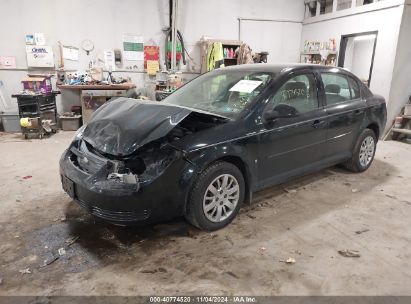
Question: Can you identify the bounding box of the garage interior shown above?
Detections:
[1,0,411,299]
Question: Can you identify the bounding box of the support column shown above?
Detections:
[333,0,338,12]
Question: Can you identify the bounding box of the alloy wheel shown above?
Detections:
[359,135,375,167]
[202,174,240,222]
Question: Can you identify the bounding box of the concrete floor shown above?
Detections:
[0,131,411,296]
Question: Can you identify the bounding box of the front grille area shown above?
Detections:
[71,140,107,174]
[75,199,150,222]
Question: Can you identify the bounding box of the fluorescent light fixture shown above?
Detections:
[354,34,376,41]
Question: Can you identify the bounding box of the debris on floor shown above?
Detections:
[225,235,234,245]
[65,236,79,246]
[19,268,31,274]
[0,278,3,285]
[246,214,256,219]
[284,188,297,194]
[259,246,267,253]
[355,228,370,235]
[40,253,59,268]
[338,249,361,258]
[53,216,66,222]
[140,267,168,274]
[351,188,360,193]
[385,194,397,200]
[225,271,239,279]
[22,175,32,180]
[101,229,116,241]
[292,249,302,255]
[58,248,66,256]
[280,257,296,264]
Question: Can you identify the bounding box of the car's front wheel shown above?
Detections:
[344,128,377,172]
[185,161,245,231]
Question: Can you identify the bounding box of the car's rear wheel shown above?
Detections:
[185,161,245,231]
[344,128,377,172]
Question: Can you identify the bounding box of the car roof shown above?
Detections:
[221,63,347,75]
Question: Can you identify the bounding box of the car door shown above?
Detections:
[257,71,327,188]
[320,72,366,159]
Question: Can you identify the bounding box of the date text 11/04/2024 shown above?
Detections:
[149,296,257,303]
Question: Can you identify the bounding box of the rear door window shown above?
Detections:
[321,73,352,106]
[347,77,360,99]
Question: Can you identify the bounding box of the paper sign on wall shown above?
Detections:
[147,60,159,76]
[26,45,54,67]
[25,34,35,45]
[34,33,46,45]
[229,80,262,93]
[104,50,116,71]
[62,46,79,61]
[123,34,144,61]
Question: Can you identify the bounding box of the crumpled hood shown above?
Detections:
[82,98,191,156]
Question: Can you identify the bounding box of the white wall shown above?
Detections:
[301,1,404,107]
[387,3,411,129]
[239,20,302,63]
[178,0,304,65]
[0,0,304,115]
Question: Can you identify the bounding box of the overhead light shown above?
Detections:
[354,34,376,41]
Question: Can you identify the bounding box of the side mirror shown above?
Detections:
[263,104,298,121]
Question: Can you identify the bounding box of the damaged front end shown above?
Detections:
[63,134,182,196]
[59,98,227,224]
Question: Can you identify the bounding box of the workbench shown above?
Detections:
[58,83,136,124]
[57,83,136,90]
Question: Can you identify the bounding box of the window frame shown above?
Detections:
[263,70,322,116]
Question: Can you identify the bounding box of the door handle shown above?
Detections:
[312,119,324,128]
[354,109,364,115]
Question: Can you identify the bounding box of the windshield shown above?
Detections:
[163,69,275,119]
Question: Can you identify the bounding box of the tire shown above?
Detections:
[185,161,245,231]
[344,128,377,172]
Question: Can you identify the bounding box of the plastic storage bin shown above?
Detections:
[60,115,82,131]
[0,113,21,132]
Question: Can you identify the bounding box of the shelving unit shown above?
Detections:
[300,51,338,66]
[200,39,242,73]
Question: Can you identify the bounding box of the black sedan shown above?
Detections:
[60,64,386,230]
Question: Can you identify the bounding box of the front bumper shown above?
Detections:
[59,144,197,225]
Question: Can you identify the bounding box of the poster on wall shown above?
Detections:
[123,34,144,61]
[25,45,55,68]
[144,45,159,68]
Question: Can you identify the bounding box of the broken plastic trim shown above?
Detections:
[64,138,183,196]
